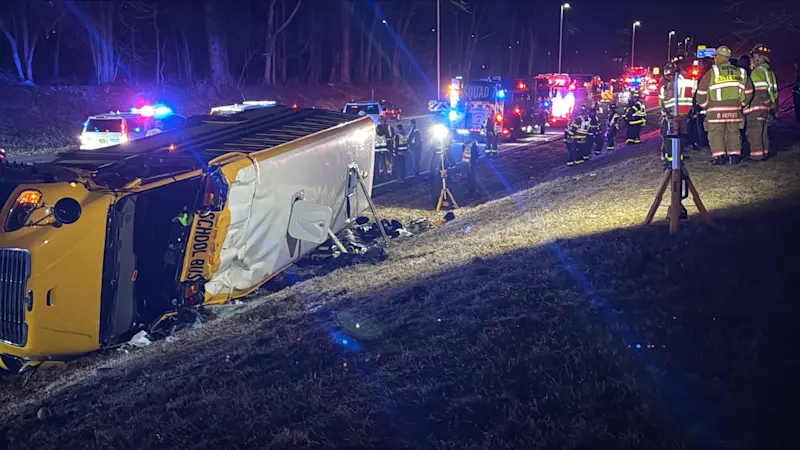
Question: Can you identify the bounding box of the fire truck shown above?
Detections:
[500,79,547,137]
[531,73,602,127]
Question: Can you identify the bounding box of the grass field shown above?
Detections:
[2,121,799,449]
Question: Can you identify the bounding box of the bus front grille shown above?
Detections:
[0,249,30,347]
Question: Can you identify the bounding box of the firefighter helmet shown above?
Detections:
[663,62,677,76]
[750,43,772,64]
[716,45,732,58]
[579,103,588,114]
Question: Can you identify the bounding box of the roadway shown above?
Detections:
[7,96,659,170]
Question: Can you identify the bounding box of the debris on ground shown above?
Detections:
[126,331,153,349]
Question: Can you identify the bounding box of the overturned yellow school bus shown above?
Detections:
[0,106,375,372]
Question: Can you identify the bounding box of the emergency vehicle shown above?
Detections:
[210,100,277,116]
[79,105,185,151]
[621,66,659,97]
[436,76,506,141]
[531,73,600,127]
[502,79,546,137]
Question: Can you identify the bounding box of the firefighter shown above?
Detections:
[564,104,590,166]
[374,122,391,180]
[605,103,621,151]
[408,119,423,176]
[462,137,481,194]
[484,113,499,159]
[743,44,778,161]
[659,61,696,167]
[624,92,646,144]
[696,45,753,165]
[394,124,409,182]
[588,104,603,156]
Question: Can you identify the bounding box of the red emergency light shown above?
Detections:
[291,103,299,109]
[690,67,700,78]
[513,106,521,115]
[569,83,576,91]
[517,81,527,90]
[625,77,633,83]
[495,113,503,123]
[502,128,510,135]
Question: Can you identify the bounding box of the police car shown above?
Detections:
[79,104,183,150]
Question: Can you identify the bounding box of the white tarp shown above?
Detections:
[205,122,375,297]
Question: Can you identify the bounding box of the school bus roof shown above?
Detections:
[49,106,362,186]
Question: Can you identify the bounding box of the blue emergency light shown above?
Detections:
[448,110,459,121]
[497,89,505,99]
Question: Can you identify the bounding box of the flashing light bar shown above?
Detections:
[132,104,172,118]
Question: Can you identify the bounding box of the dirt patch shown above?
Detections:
[1,123,799,449]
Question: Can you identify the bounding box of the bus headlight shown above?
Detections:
[4,190,42,232]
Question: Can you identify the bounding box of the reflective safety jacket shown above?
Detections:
[606,111,621,132]
[625,101,646,125]
[588,115,601,136]
[395,132,409,153]
[743,63,778,118]
[660,74,697,117]
[565,114,591,141]
[375,133,389,153]
[696,63,753,123]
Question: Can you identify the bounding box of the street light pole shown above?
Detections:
[668,31,675,61]
[558,3,570,73]
[437,0,441,99]
[631,21,641,68]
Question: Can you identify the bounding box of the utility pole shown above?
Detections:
[558,3,570,73]
[437,0,441,98]
[631,21,641,67]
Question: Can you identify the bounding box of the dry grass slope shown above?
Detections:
[2,124,800,449]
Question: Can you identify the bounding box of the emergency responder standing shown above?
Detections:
[428,125,451,204]
[394,124,409,181]
[605,103,621,151]
[624,93,646,144]
[659,61,696,167]
[484,114,499,159]
[744,44,778,161]
[463,137,481,194]
[696,45,753,165]
[564,104,590,166]
[588,104,603,156]
[375,120,391,180]
[408,119,423,176]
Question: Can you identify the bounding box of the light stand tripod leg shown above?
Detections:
[644,169,671,225]
[350,163,390,245]
[669,168,682,233]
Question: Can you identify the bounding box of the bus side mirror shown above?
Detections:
[53,198,82,225]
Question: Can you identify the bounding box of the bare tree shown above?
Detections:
[205,0,232,87]
[728,0,800,51]
[339,0,353,83]
[0,0,63,84]
[262,0,302,85]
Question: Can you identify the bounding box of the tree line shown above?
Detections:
[0,0,570,88]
